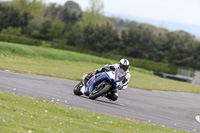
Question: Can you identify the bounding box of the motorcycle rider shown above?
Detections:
[84,58,131,101]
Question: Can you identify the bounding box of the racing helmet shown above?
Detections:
[119,59,129,72]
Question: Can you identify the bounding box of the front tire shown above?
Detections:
[73,82,83,96]
[89,81,111,99]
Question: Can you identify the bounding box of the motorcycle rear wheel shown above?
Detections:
[89,81,111,99]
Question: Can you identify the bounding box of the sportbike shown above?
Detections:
[73,68,125,100]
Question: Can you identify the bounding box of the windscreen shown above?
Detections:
[115,68,126,82]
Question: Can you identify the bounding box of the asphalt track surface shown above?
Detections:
[0,70,200,132]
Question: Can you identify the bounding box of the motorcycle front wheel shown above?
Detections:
[73,82,83,96]
[89,81,111,99]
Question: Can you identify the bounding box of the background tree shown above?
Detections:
[121,24,154,59]
[47,18,64,39]
[0,3,33,31]
[82,0,105,27]
[80,23,120,55]
[66,22,83,46]
[24,19,41,35]
[165,31,196,67]
[193,43,200,69]
[61,1,82,23]
[43,1,82,31]
[153,33,169,62]
[10,0,46,20]
[43,3,63,21]
[40,20,52,40]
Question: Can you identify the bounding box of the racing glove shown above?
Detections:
[116,82,123,90]
[104,65,115,71]
[104,65,110,71]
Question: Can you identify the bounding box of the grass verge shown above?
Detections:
[0,91,187,133]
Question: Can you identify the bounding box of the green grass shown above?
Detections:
[1,41,200,93]
[0,91,187,133]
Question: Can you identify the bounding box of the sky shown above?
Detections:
[29,0,200,37]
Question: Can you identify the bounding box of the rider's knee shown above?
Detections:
[111,95,118,101]
[107,92,118,101]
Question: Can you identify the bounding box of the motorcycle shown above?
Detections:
[73,68,126,100]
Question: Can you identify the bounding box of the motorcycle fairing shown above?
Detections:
[84,72,113,96]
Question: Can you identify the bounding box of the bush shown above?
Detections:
[31,30,40,38]
[1,27,22,36]
[0,33,42,46]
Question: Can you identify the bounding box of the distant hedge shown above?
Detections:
[128,58,177,74]
[0,34,42,46]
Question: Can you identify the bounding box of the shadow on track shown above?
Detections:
[94,99,124,106]
[72,94,124,106]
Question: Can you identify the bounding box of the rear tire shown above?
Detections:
[89,81,111,99]
[73,82,83,96]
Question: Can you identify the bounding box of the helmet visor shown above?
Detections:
[120,64,128,71]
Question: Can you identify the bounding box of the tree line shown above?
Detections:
[0,0,200,71]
